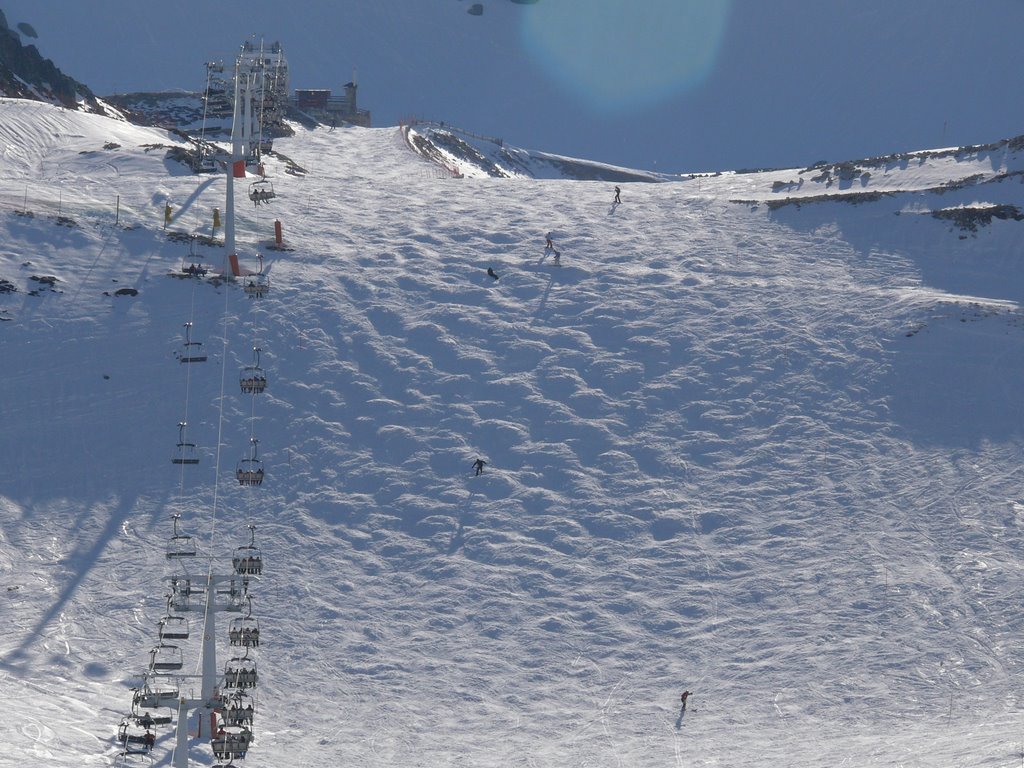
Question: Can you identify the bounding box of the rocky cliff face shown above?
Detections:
[0,9,108,114]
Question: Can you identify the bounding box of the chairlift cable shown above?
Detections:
[256,40,267,166]
[198,62,214,171]
[208,254,234,557]
[245,325,260,525]
[193,264,233,704]
[176,284,201,496]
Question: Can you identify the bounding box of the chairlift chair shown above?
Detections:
[166,513,198,558]
[223,655,259,690]
[243,272,270,298]
[114,749,154,767]
[180,260,208,277]
[167,594,191,612]
[167,577,204,611]
[177,322,207,363]
[195,151,219,174]
[132,710,171,728]
[239,347,267,394]
[149,643,184,673]
[171,422,200,466]
[133,683,179,710]
[214,578,247,614]
[228,596,260,647]
[179,236,209,275]
[220,692,256,727]
[157,614,189,641]
[242,253,270,298]
[228,616,260,648]
[236,438,264,486]
[215,576,244,596]
[232,524,263,576]
[211,726,253,760]
[247,179,275,205]
[169,576,197,597]
[118,717,155,751]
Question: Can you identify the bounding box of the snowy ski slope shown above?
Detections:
[3,98,1024,766]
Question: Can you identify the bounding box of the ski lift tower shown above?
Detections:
[163,560,253,767]
[225,49,268,280]
[226,40,281,281]
[224,54,248,280]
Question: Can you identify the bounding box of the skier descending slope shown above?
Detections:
[544,232,561,264]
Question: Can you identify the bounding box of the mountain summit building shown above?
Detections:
[293,80,371,128]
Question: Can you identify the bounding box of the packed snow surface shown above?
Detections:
[3,98,1024,766]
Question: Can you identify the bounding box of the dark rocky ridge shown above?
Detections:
[0,9,108,114]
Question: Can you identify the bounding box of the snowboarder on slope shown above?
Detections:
[473,458,487,476]
[487,267,499,281]
[613,185,621,204]
[680,690,692,710]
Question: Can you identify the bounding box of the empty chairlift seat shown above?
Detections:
[167,576,204,611]
[133,683,179,710]
[157,614,189,642]
[149,643,184,673]
[176,322,207,363]
[114,749,156,767]
[171,422,199,466]
[166,513,197,558]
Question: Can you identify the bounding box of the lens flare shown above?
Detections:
[521,0,732,113]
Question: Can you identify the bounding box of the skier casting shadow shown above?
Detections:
[543,232,561,265]
[609,185,622,216]
[675,690,692,729]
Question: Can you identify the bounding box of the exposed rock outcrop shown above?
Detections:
[0,9,108,114]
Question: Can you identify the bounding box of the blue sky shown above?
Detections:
[4,0,1024,173]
